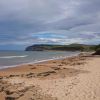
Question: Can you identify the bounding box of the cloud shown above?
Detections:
[0,0,100,49]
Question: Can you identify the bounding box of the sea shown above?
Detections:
[0,51,80,69]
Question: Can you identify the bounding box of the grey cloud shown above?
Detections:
[0,0,100,48]
[0,0,100,32]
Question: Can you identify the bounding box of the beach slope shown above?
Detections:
[0,54,100,100]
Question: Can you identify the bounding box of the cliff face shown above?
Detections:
[25,44,60,51]
[26,45,45,51]
[25,44,96,51]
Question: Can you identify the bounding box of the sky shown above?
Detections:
[0,0,100,50]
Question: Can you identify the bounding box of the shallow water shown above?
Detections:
[0,51,80,69]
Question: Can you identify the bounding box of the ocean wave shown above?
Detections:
[0,56,67,69]
[0,52,80,69]
[0,55,28,59]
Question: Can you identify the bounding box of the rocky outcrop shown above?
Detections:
[93,48,100,55]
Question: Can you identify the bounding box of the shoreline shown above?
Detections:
[0,52,80,70]
[1,52,99,100]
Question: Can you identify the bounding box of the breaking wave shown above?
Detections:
[0,55,28,59]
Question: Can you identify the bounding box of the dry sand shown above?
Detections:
[0,53,100,100]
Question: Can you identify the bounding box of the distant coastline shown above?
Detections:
[25,44,96,52]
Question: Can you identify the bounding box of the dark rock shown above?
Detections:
[93,48,100,55]
[5,90,13,95]
[51,67,60,70]
[0,76,3,79]
[5,97,16,100]
[37,71,56,77]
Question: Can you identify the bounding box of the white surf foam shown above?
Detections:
[0,55,28,59]
[0,52,80,70]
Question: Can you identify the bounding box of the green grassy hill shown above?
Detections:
[25,44,96,51]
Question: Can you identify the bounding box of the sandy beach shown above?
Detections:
[0,53,100,100]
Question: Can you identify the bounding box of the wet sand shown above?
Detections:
[0,53,100,100]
